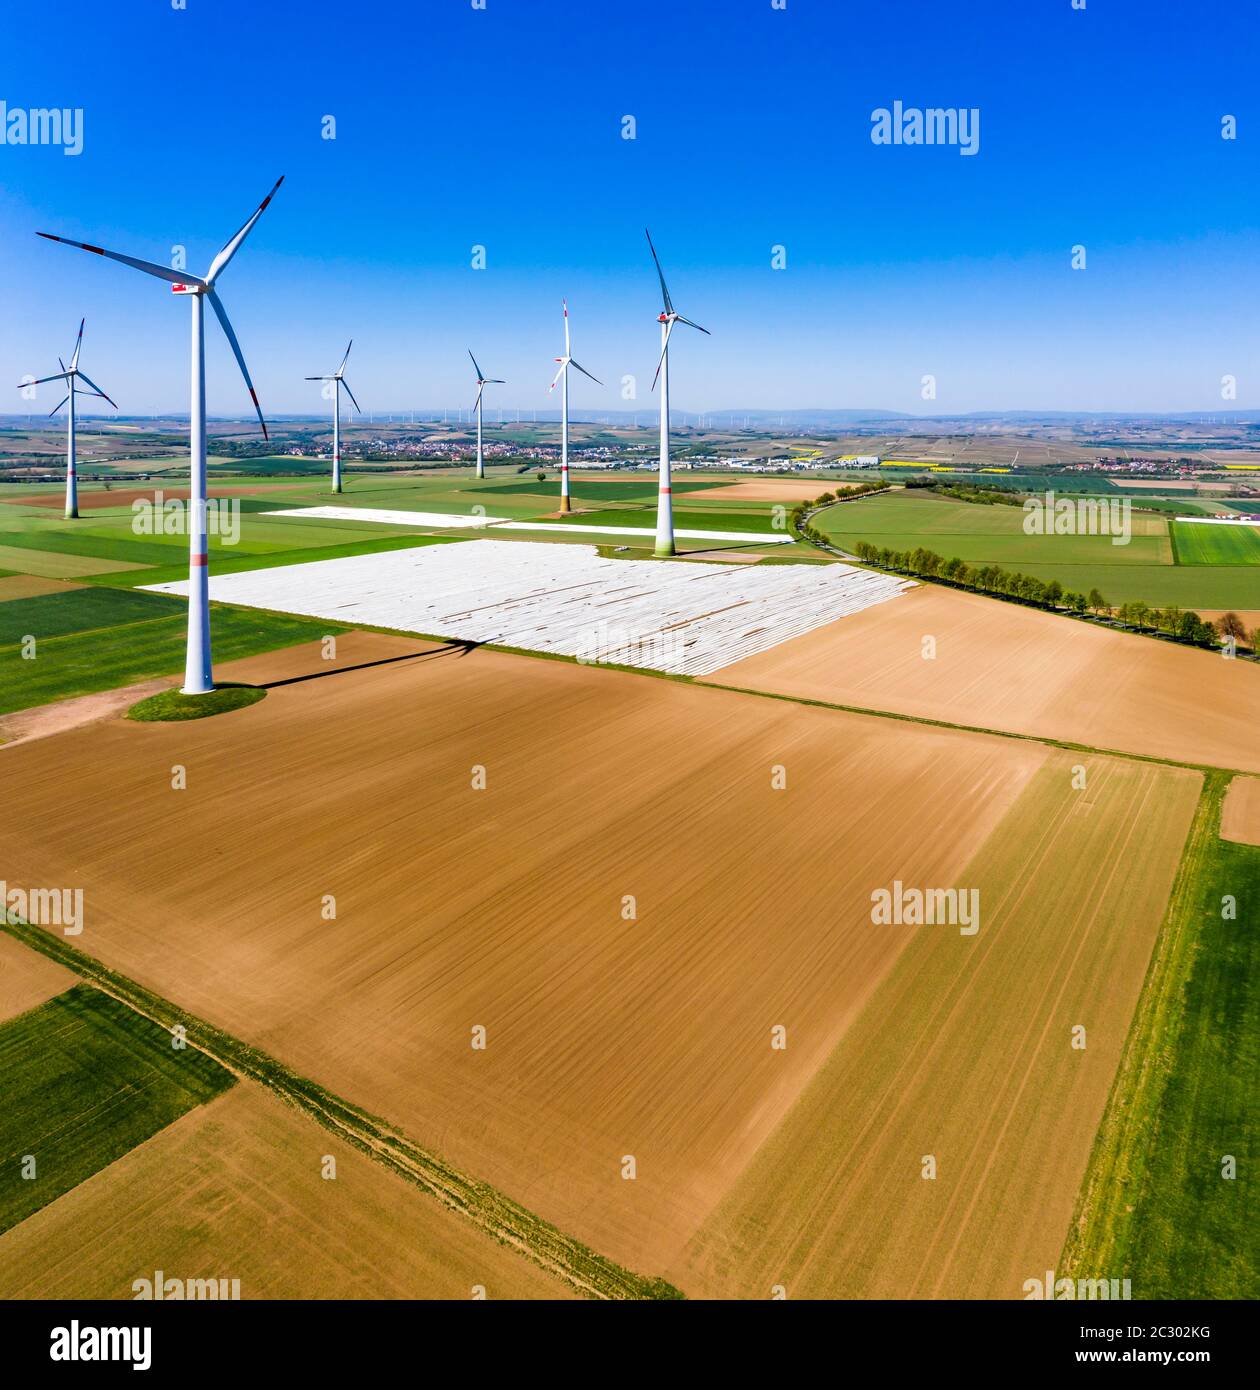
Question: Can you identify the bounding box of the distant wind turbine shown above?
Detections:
[18,318,116,519]
[469,350,504,479]
[39,176,284,693]
[306,340,360,493]
[547,299,601,512]
[646,229,709,555]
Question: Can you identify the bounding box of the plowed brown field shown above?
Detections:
[0,631,1046,1273]
[0,933,75,1022]
[1220,775,1260,845]
[710,584,1260,772]
[0,1080,573,1299]
[674,753,1201,1298]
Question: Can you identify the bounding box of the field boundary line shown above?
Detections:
[0,917,683,1302]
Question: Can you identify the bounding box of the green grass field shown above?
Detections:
[823,490,1260,608]
[0,587,183,646]
[1061,775,1259,1297]
[0,984,234,1234]
[1171,520,1260,566]
[0,608,347,716]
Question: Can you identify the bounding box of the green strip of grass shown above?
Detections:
[0,919,683,1300]
[0,984,234,1234]
[0,608,346,716]
[81,532,460,590]
[1059,772,1259,1297]
[0,587,183,646]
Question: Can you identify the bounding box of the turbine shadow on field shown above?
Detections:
[259,640,478,690]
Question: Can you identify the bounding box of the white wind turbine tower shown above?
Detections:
[306,340,360,493]
[468,351,504,480]
[547,299,601,513]
[38,177,283,695]
[19,318,117,519]
[646,229,709,556]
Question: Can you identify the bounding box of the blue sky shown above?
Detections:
[1,0,1257,417]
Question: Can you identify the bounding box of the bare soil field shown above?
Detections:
[1220,775,1260,845]
[1198,609,1260,634]
[0,632,1045,1273]
[10,483,307,512]
[0,933,75,1022]
[675,753,1201,1298]
[0,1080,573,1299]
[702,480,837,502]
[0,576,84,602]
[711,584,1260,772]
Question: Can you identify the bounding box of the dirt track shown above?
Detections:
[710,584,1260,772]
[0,631,1045,1273]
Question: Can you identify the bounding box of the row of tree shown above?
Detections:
[903,478,1025,506]
[823,537,1256,654]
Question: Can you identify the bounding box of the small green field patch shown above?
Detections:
[0,984,234,1234]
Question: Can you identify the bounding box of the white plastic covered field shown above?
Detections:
[260,505,792,545]
[144,540,914,676]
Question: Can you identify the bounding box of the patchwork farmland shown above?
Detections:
[0,467,1253,1302]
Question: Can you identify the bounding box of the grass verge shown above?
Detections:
[127,683,266,722]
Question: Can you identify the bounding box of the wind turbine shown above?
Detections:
[38,176,283,694]
[305,341,360,493]
[547,299,601,513]
[646,229,709,556]
[469,350,503,480]
[18,318,116,519]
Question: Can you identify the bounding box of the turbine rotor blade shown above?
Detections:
[338,339,353,375]
[37,232,205,288]
[473,383,484,414]
[48,395,69,417]
[207,288,268,438]
[645,227,674,315]
[20,372,71,388]
[70,317,84,370]
[468,348,486,382]
[75,369,117,410]
[563,298,570,356]
[205,175,284,284]
[548,361,566,393]
[675,313,710,335]
[651,318,675,391]
[340,377,361,413]
[569,358,602,386]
